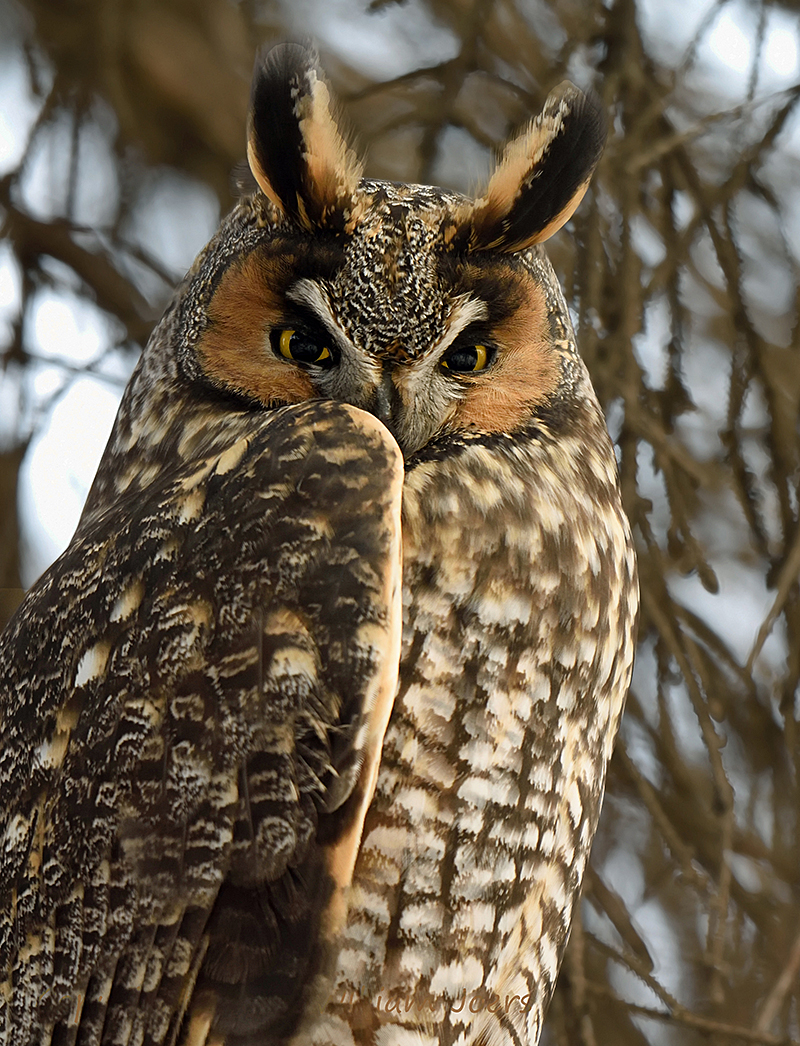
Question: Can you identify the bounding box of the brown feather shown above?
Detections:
[453,273,560,432]
[197,253,315,407]
[468,81,606,252]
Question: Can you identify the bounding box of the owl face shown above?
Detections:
[170,43,607,461]
[194,186,567,458]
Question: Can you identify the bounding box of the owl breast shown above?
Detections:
[299,383,637,1046]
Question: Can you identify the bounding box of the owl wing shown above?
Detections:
[0,400,403,1046]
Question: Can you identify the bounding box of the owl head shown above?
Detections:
[179,44,605,455]
[82,43,607,524]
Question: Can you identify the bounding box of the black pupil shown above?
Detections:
[447,347,481,371]
[290,333,324,363]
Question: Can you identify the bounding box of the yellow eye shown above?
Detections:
[441,344,492,373]
[274,329,333,366]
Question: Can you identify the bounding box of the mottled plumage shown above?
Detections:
[0,44,637,1046]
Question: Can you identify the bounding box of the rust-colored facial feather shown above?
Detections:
[197,252,315,406]
[451,276,559,433]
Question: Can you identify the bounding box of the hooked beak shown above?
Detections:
[369,363,403,446]
[363,359,439,459]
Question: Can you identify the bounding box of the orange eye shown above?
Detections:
[441,344,492,374]
[273,329,333,366]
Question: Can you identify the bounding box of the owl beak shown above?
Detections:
[366,364,409,454]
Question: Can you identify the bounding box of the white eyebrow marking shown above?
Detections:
[434,296,489,359]
[287,278,355,356]
[289,280,487,365]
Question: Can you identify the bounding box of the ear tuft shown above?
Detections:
[247,44,364,232]
[468,82,607,253]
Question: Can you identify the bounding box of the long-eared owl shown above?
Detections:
[0,43,638,1046]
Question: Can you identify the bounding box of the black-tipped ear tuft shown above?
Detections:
[468,82,607,253]
[247,43,363,232]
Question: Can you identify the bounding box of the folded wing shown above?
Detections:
[0,400,403,1046]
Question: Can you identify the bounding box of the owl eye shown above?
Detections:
[441,344,493,374]
[272,328,333,367]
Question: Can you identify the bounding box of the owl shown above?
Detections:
[0,43,637,1046]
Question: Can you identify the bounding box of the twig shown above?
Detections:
[746,523,800,673]
[753,922,800,1034]
[586,982,799,1045]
